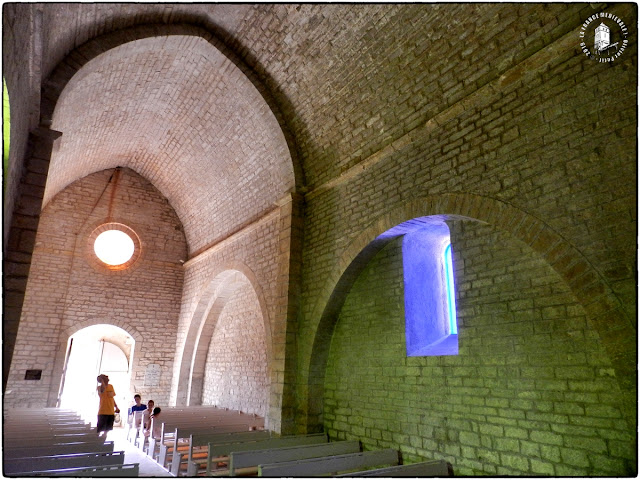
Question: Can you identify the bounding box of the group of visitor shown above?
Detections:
[96,373,162,439]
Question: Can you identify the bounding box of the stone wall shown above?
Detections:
[324,222,634,475]
[296,2,636,475]
[4,168,186,408]
[2,3,636,474]
[202,279,269,417]
[2,3,38,242]
[169,202,289,431]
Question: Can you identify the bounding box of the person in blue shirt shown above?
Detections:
[128,394,147,430]
[128,394,147,414]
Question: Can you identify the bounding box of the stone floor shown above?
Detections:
[108,426,173,477]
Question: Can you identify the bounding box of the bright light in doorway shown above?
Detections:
[94,230,135,266]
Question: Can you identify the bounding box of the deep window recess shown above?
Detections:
[403,224,458,356]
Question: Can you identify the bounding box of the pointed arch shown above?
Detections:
[39,22,303,191]
[175,261,272,409]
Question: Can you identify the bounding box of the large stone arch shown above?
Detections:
[175,262,273,414]
[304,193,636,431]
[4,21,302,388]
[39,22,303,190]
[48,318,144,407]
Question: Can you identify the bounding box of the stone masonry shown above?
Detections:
[3,3,636,476]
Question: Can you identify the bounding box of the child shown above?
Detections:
[151,407,162,440]
[142,400,155,436]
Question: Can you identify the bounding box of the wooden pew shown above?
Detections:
[5,419,86,426]
[4,450,126,475]
[3,432,100,446]
[126,409,144,442]
[200,433,329,477]
[258,448,399,477]
[144,409,261,459]
[159,424,256,470]
[4,425,95,437]
[337,459,453,477]
[4,422,92,431]
[6,408,80,418]
[3,441,115,459]
[10,463,140,477]
[227,440,362,476]
[165,430,271,475]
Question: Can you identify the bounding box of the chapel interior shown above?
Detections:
[2,3,637,476]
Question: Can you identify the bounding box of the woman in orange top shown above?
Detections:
[96,374,120,437]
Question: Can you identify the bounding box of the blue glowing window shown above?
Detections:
[444,244,458,335]
[403,225,458,356]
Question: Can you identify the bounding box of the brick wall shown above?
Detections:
[2,4,636,473]
[202,279,269,416]
[2,3,39,243]
[298,0,636,424]
[324,221,634,475]
[169,206,285,430]
[296,3,636,473]
[4,168,186,408]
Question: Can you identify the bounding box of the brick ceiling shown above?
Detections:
[36,3,578,253]
[47,34,293,253]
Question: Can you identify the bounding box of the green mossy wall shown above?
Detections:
[324,221,634,476]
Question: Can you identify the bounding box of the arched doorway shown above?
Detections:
[58,324,134,425]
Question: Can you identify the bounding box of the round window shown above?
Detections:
[94,229,135,266]
[87,222,141,272]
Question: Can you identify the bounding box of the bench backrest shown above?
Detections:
[159,417,258,435]
[158,419,230,442]
[258,448,399,477]
[206,433,327,475]
[167,430,271,475]
[230,440,361,474]
[339,459,453,477]
[16,463,140,477]
[209,433,328,458]
[3,432,99,446]
[5,417,83,425]
[189,429,270,455]
[176,423,253,441]
[131,410,144,427]
[4,425,94,436]
[3,441,115,458]
[4,450,125,474]
[191,429,271,447]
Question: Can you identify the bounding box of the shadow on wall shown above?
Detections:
[321,215,635,476]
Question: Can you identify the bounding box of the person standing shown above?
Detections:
[96,374,120,437]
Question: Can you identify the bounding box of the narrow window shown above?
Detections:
[403,224,458,356]
[444,244,458,335]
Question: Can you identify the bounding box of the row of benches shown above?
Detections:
[4,408,139,476]
[192,433,451,477]
[127,405,452,477]
[125,405,265,472]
